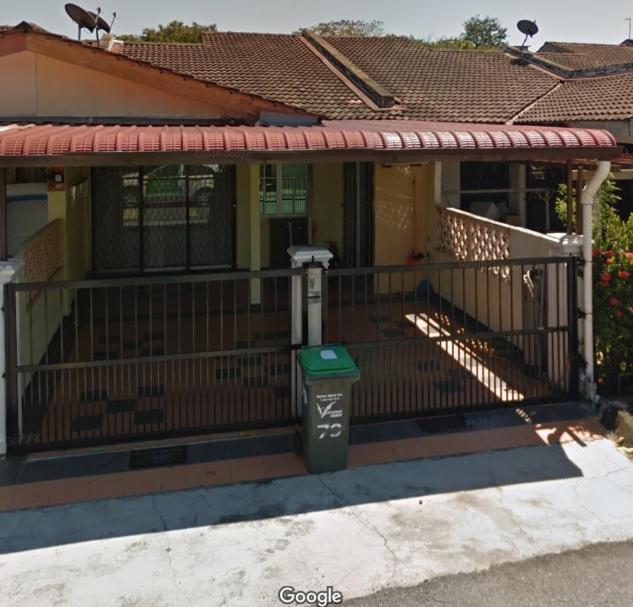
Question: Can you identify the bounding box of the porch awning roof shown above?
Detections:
[0,120,619,166]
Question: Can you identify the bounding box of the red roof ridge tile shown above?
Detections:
[121,41,207,47]
[202,31,297,40]
[297,37,381,112]
[302,30,397,108]
[540,40,627,49]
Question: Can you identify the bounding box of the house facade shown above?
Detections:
[0,23,621,455]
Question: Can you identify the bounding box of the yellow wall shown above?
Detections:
[374,163,433,266]
[46,168,91,281]
[64,168,91,280]
[0,50,231,118]
[312,163,344,250]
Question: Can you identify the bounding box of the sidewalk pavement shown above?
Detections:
[1,428,633,606]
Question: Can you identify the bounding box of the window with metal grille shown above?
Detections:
[259,164,308,216]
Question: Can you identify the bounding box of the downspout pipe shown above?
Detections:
[580,160,611,403]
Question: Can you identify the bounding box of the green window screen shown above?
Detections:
[260,164,307,216]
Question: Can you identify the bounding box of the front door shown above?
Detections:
[92,165,236,275]
[269,218,308,268]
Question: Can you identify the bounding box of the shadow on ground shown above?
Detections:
[0,442,583,554]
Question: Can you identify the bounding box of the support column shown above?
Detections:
[248,165,261,305]
[288,246,333,416]
[0,260,21,457]
[0,169,7,261]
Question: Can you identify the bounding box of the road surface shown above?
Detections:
[345,540,633,606]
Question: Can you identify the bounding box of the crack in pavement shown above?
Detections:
[151,494,190,603]
[317,474,400,584]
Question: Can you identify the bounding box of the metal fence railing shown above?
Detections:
[324,257,579,422]
[4,256,580,452]
[5,268,301,452]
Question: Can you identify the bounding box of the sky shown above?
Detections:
[2,0,633,45]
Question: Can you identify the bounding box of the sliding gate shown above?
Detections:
[5,268,300,453]
[5,257,579,453]
[324,257,579,422]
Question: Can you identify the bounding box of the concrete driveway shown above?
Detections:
[1,437,633,606]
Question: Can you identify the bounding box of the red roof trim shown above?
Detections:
[0,121,618,158]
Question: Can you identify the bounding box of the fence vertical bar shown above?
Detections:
[3,282,18,453]
[567,256,580,399]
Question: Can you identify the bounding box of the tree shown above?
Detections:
[416,14,507,50]
[461,15,507,48]
[415,36,476,50]
[297,20,385,37]
[119,21,216,43]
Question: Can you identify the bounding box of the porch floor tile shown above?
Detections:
[227,456,276,484]
[266,452,308,478]
[0,416,608,513]
[479,425,546,452]
[10,481,53,510]
[0,485,15,511]
[160,461,232,491]
[348,442,397,468]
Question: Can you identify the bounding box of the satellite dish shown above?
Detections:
[65,3,96,40]
[517,20,539,48]
[88,9,111,34]
[65,4,115,44]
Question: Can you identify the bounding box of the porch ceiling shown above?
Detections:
[0,120,620,166]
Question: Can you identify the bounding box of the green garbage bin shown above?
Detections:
[299,344,360,473]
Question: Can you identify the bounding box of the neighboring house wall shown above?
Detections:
[6,182,48,256]
[0,50,237,118]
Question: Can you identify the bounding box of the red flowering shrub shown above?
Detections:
[593,247,633,390]
[556,178,633,393]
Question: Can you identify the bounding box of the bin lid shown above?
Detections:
[300,345,357,376]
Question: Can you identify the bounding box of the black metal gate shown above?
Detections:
[343,162,374,267]
[92,165,236,275]
[5,256,580,453]
[5,268,299,453]
[324,257,579,422]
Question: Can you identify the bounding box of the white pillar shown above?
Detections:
[0,260,21,457]
[288,246,333,416]
[580,161,611,402]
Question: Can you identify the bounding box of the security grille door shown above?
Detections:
[93,165,236,274]
[92,167,142,273]
[143,165,187,271]
[189,165,235,268]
